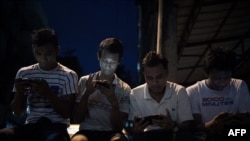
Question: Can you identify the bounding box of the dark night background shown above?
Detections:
[0,0,139,128]
[2,0,249,131]
[39,0,139,86]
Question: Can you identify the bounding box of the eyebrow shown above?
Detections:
[101,58,119,62]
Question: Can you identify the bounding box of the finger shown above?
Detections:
[165,108,172,119]
[218,112,231,118]
[86,73,95,86]
[87,73,94,82]
[89,73,95,80]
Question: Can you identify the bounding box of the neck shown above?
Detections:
[149,89,164,103]
[98,72,114,82]
[205,79,217,90]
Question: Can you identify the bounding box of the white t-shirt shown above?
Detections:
[77,72,131,131]
[186,79,250,123]
[129,81,194,131]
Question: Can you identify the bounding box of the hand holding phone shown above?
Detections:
[95,81,110,88]
[135,115,163,124]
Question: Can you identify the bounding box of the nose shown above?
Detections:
[103,62,112,68]
[152,78,159,85]
[37,55,47,62]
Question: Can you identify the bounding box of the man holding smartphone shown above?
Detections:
[71,38,131,141]
[0,28,79,141]
[128,51,195,141]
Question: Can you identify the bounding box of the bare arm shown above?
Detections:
[193,112,233,133]
[73,74,95,123]
[11,92,27,116]
[11,78,28,116]
[110,98,128,131]
[73,91,91,123]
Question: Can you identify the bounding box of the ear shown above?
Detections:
[32,44,36,49]
[97,52,100,60]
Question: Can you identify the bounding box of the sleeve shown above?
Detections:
[238,80,250,113]
[118,87,131,114]
[66,71,79,95]
[177,87,194,123]
[75,76,87,103]
[186,85,201,114]
[128,91,141,120]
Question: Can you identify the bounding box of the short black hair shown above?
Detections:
[97,38,123,62]
[32,28,59,48]
[141,51,169,72]
[204,46,237,74]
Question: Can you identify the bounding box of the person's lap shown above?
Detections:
[0,118,70,141]
[132,129,173,141]
[0,127,14,141]
[132,129,194,141]
[12,122,70,141]
[71,130,127,141]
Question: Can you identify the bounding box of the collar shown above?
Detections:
[143,82,172,100]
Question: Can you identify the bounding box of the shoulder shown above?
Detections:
[115,77,132,93]
[129,84,146,102]
[131,83,146,95]
[18,64,37,71]
[167,81,185,90]
[230,78,249,91]
[186,80,205,91]
[16,64,38,76]
[58,63,78,75]
[165,81,188,96]
[79,73,94,82]
[166,82,191,99]
[56,64,79,84]
[230,78,245,85]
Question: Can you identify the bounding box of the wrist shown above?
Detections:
[172,122,179,133]
[205,121,214,129]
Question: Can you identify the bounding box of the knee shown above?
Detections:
[45,133,69,141]
[110,133,127,141]
[0,127,14,135]
[0,127,14,141]
[70,134,88,141]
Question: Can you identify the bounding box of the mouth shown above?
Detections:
[216,86,225,90]
[150,86,163,91]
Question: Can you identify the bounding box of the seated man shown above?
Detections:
[128,51,195,141]
[0,28,79,141]
[186,46,250,141]
[71,38,131,141]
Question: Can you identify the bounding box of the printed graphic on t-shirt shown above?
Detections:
[202,97,234,106]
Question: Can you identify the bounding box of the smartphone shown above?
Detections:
[21,78,33,84]
[21,78,39,86]
[95,81,110,88]
[135,115,163,124]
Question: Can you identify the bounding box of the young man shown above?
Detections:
[0,28,79,141]
[128,51,194,141]
[186,46,250,141]
[71,38,131,141]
